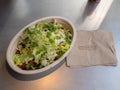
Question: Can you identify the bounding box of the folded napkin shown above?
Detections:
[67,30,117,67]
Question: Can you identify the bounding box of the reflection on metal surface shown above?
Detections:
[14,0,29,18]
[40,74,57,87]
[79,0,113,30]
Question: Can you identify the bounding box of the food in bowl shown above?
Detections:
[6,16,76,75]
[13,20,72,70]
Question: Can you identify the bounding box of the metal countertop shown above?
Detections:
[0,0,120,90]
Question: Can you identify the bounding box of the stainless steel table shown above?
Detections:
[0,0,120,90]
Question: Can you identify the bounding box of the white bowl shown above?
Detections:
[6,16,76,75]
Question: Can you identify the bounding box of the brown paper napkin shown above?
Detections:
[66,30,117,67]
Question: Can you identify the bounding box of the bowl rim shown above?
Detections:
[6,16,76,75]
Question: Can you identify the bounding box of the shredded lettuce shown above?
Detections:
[13,20,72,70]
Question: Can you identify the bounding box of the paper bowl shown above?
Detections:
[6,16,76,75]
